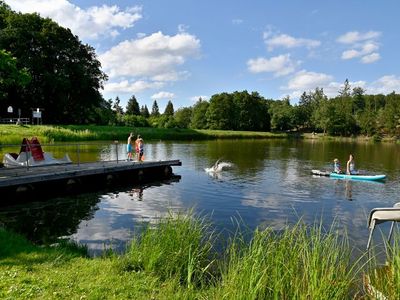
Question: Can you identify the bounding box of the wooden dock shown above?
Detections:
[0,160,181,202]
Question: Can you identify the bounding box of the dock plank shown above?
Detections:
[0,160,181,188]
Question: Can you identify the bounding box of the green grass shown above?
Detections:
[364,235,400,299]
[0,212,375,299]
[0,124,288,145]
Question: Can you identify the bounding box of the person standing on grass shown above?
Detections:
[127,132,134,161]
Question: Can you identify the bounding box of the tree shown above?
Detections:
[151,100,160,117]
[174,107,192,128]
[269,97,293,131]
[0,49,30,104]
[206,93,236,130]
[113,96,123,115]
[190,98,209,129]
[0,6,107,123]
[126,95,140,115]
[140,105,150,118]
[164,100,174,116]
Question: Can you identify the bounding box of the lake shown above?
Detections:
[1,139,400,254]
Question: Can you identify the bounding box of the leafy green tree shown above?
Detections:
[0,6,107,123]
[151,100,160,117]
[164,100,174,116]
[206,93,236,130]
[93,98,116,125]
[0,49,30,103]
[232,91,269,131]
[378,92,400,134]
[190,98,209,129]
[174,107,192,128]
[269,97,293,131]
[126,95,140,115]
[113,96,123,115]
[140,105,150,118]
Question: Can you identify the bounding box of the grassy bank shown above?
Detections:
[1,212,370,299]
[2,124,397,145]
[0,124,288,145]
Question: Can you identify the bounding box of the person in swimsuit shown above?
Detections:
[346,154,358,175]
[127,132,134,161]
[135,135,143,161]
[138,138,144,161]
[333,158,342,173]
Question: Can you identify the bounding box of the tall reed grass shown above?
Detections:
[214,222,360,299]
[121,211,216,289]
[365,234,400,299]
[115,213,363,298]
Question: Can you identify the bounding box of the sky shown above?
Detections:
[5,0,400,111]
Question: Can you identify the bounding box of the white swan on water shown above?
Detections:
[205,159,233,173]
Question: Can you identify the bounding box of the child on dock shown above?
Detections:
[127,133,134,161]
[135,135,144,161]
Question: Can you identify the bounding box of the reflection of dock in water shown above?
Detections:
[0,176,181,246]
[0,160,181,202]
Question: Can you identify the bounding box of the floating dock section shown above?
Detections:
[0,160,181,202]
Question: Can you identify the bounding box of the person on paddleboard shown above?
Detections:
[333,158,342,173]
[346,154,358,175]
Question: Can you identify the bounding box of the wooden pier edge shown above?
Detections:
[0,160,182,202]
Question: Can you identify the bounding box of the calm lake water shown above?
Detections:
[1,139,400,254]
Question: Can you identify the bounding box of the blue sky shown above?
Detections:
[6,0,400,111]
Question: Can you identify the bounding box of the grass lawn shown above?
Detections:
[0,124,288,145]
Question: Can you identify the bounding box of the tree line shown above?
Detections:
[109,82,400,137]
[1,2,399,136]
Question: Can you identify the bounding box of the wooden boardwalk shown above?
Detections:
[0,160,181,200]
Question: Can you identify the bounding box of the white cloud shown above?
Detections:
[151,91,175,100]
[286,70,334,91]
[99,31,200,78]
[283,71,372,99]
[247,54,299,77]
[337,31,381,64]
[232,19,243,25]
[337,31,381,44]
[190,95,209,102]
[99,31,200,94]
[367,75,400,94]
[6,0,142,40]
[151,71,190,82]
[361,53,380,64]
[341,49,361,60]
[103,80,164,94]
[263,33,321,51]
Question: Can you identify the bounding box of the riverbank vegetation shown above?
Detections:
[0,124,288,145]
[3,211,394,299]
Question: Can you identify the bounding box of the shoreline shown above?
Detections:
[0,124,399,145]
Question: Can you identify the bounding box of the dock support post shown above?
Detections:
[114,140,119,163]
[77,144,80,166]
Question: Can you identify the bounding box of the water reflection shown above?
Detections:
[0,177,181,254]
[2,139,400,254]
[0,194,100,244]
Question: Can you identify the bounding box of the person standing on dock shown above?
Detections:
[135,135,144,161]
[138,137,144,161]
[127,132,134,161]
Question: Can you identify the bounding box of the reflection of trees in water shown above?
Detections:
[0,194,100,245]
[0,177,181,246]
